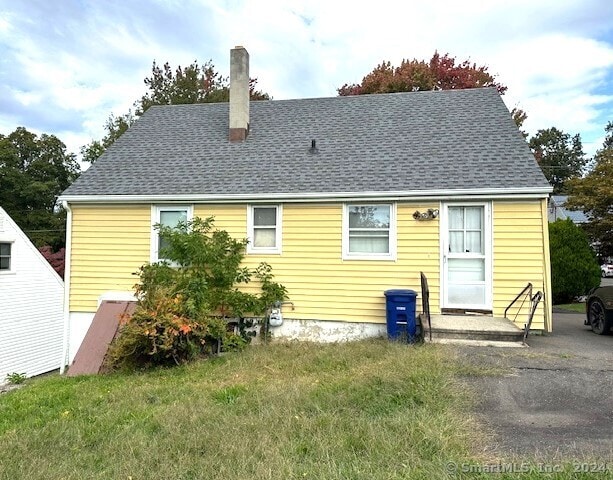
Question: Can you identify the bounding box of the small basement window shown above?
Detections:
[247,205,282,254]
[0,242,11,271]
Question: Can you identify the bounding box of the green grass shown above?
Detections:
[554,303,586,313]
[0,340,601,479]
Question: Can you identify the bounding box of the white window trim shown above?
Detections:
[246,205,282,254]
[342,203,397,261]
[0,240,14,274]
[440,201,492,310]
[150,205,193,262]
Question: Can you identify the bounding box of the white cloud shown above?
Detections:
[0,0,611,160]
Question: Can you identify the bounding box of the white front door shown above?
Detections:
[441,203,492,310]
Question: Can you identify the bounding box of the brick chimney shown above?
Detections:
[229,46,249,141]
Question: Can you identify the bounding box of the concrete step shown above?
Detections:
[421,313,525,345]
[429,338,526,348]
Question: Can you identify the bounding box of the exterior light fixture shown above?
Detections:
[413,209,439,221]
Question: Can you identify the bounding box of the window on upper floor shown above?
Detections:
[0,242,12,271]
[151,205,193,262]
[247,205,282,254]
[342,203,396,260]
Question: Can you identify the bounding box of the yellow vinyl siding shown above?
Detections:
[69,205,150,311]
[68,201,441,323]
[68,199,550,331]
[234,203,439,323]
[492,201,548,330]
[194,205,246,239]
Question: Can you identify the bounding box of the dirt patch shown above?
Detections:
[0,383,25,394]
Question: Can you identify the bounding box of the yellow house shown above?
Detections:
[60,47,552,362]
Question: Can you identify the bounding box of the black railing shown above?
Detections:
[504,283,533,320]
[420,272,432,341]
[523,291,543,342]
[504,282,543,342]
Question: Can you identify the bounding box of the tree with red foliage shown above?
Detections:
[39,246,65,278]
[338,52,507,96]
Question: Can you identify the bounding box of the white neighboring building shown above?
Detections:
[0,207,64,384]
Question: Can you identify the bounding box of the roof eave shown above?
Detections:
[60,187,553,204]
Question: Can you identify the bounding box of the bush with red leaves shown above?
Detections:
[38,246,65,279]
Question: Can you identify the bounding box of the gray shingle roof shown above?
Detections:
[549,195,588,223]
[62,88,551,198]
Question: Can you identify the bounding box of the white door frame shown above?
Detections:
[440,201,493,310]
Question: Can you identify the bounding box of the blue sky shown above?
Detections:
[1,0,612,163]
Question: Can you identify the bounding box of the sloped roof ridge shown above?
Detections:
[62,87,550,198]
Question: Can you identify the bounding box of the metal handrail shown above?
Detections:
[504,282,533,320]
[523,291,543,342]
[504,282,543,343]
[420,272,432,341]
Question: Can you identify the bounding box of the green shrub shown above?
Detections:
[106,216,287,370]
[5,372,27,384]
[549,219,600,303]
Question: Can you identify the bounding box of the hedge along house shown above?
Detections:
[59,46,552,363]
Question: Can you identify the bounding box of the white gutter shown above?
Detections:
[59,187,552,204]
[59,201,72,375]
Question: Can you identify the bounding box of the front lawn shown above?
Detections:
[554,303,586,313]
[0,340,594,479]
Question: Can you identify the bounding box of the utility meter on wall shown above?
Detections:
[268,308,283,327]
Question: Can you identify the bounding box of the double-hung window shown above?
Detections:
[247,205,282,254]
[343,203,396,260]
[0,242,11,271]
[151,205,193,262]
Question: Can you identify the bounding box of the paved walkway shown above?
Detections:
[452,311,613,460]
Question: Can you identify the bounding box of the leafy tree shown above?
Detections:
[528,127,586,193]
[549,219,601,304]
[106,216,287,370]
[137,59,269,115]
[0,127,80,248]
[38,246,65,278]
[338,51,507,96]
[511,107,528,138]
[83,59,270,163]
[566,126,613,258]
[80,112,135,164]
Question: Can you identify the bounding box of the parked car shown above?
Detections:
[601,263,613,278]
[585,286,613,335]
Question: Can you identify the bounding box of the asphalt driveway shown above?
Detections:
[454,310,613,461]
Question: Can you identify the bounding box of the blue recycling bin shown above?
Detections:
[384,289,418,342]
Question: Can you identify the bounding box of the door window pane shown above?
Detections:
[448,284,486,305]
[448,208,464,229]
[465,207,482,229]
[465,232,482,253]
[448,206,484,253]
[448,258,485,281]
[449,232,464,253]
